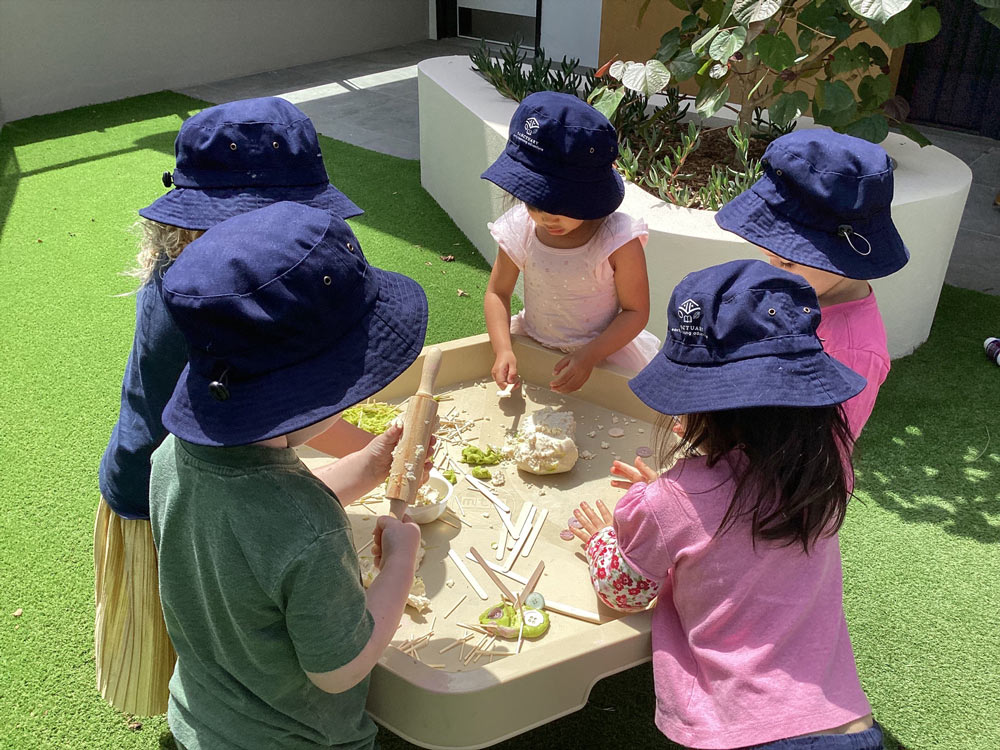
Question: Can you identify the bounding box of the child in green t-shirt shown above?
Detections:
[149,201,430,750]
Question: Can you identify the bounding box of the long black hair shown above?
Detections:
[658,405,855,554]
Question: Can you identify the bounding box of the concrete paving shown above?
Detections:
[178,40,999,296]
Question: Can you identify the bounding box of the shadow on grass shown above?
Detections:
[852,285,1000,545]
[0,91,200,246]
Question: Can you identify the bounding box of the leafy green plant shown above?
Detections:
[471,37,765,210]
[612,0,1000,146]
[469,37,583,101]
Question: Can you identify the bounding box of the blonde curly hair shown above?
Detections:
[126,218,204,285]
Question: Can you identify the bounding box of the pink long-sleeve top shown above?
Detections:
[586,454,871,749]
[817,290,890,440]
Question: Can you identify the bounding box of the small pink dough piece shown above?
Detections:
[636,446,653,458]
[559,529,576,541]
[567,517,583,529]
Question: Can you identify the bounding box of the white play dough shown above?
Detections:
[507,407,579,475]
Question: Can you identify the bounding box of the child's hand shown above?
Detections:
[609,457,658,490]
[550,350,596,393]
[371,514,421,573]
[361,423,436,490]
[492,350,519,389]
[569,500,614,544]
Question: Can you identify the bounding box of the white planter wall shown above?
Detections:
[0,0,428,122]
[418,55,973,359]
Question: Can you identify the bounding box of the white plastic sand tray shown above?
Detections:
[298,334,660,750]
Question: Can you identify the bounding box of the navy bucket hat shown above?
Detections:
[481,91,624,220]
[629,259,866,415]
[139,97,363,230]
[161,201,428,446]
[715,129,909,279]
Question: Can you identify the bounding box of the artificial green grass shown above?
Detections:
[1,92,997,750]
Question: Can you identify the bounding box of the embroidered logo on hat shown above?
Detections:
[673,297,706,339]
[677,299,702,323]
[524,117,540,135]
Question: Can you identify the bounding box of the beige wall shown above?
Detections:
[0,0,428,122]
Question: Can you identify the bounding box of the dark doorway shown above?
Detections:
[435,1,541,49]
[895,0,1000,139]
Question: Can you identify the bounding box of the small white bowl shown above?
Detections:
[405,469,454,524]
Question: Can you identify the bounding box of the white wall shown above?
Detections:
[540,0,603,67]
[0,0,428,122]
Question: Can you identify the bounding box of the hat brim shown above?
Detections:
[481,151,624,221]
[138,183,364,230]
[628,349,866,415]
[162,267,427,446]
[715,187,909,280]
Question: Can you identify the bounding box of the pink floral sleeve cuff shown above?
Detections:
[586,526,659,613]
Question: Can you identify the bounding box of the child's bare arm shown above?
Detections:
[305,419,374,457]
[306,516,420,693]
[550,239,651,393]
[484,249,521,388]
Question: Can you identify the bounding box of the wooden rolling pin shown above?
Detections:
[386,347,443,518]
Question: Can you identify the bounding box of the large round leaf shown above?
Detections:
[709,27,748,62]
[843,113,889,143]
[589,86,626,120]
[620,60,673,97]
[769,90,810,127]
[755,31,796,71]
[696,82,731,118]
[848,0,912,23]
[733,0,781,24]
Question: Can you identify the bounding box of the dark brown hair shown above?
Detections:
[658,405,855,553]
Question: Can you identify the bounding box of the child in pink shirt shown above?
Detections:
[569,260,884,749]
[715,129,909,439]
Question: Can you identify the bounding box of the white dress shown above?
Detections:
[488,204,661,374]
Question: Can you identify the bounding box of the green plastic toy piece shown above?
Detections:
[479,601,550,639]
[461,444,503,466]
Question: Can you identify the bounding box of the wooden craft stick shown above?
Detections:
[495,522,508,561]
[510,502,534,540]
[502,506,536,571]
[516,617,525,655]
[463,554,603,623]
[515,561,546,610]
[469,546,518,603]
[460,470,511,513]
[464,634,490,665]
[440,634,474,654]
[448,549,489,600]
[444,594,467,619]
[473,635,496,664]
[495,506,519,537]
[520,507,548,558]
[456,622,487,634]
[438,515,460,530]
[356,537,374,554]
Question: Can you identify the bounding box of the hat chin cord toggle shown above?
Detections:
[208,367,231,402]
[837,224,872,256]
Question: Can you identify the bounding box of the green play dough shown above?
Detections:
[462,445,503,466]
[479,601,549,639]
